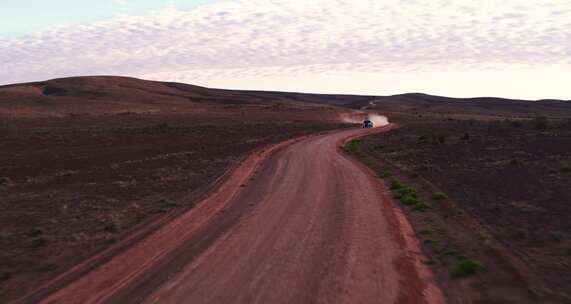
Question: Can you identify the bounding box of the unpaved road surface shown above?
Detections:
[38,126,443,304]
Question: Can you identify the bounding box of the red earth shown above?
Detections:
[35,126,444,304]
[0,76,359,301]
[4,75,569,303]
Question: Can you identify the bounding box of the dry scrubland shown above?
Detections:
[0,76,351,301]
[2,75,571,303]
[351,116,571,303]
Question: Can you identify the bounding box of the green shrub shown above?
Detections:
[432,192,448,200]
[343,139,362,155]
[396,187,417,198]
[401,195,419,205]
[450,259,485,278]
[390,180,403,190]
[414,202,431,211]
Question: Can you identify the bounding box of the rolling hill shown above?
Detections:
[2,76,569,118]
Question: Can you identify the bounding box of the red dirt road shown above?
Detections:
[38,126,444,304]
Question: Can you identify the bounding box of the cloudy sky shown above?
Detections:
[1,0,570,99]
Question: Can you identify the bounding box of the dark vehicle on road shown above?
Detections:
[362,119,374,128]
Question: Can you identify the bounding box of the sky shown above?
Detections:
[1,0,570,100]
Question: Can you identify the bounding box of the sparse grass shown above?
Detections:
[414,202,432,212]
[432,192,448,200]
[450,258,485,278]
[343,139,362,155]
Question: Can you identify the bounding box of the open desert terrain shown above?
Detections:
[350,115,571,302]
[0,76,355,301]
[1,76,571,303]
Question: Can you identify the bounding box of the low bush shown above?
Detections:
[390,180,403,190]
[450,258,485,278]
[401,196,419,205]
[414,202,432,212]
[432,192,448,200]
[0,177,12,189]
[397,187,417,198]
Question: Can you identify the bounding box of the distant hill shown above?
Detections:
[1,76,569,118]
[365,93,571,118]
[0,76,373,116]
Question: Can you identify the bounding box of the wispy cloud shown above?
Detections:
[1,0,570,98]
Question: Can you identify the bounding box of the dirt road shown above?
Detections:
[37,126,443,304]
